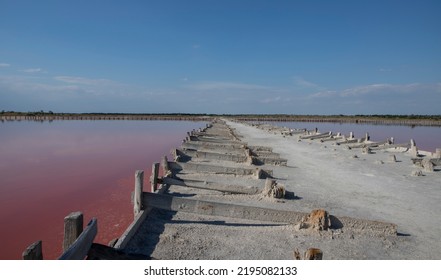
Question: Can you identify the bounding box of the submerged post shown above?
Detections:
[134,170,144,218]
[150,162,160,192]
[63,212,84,252]
[22,240,43,260]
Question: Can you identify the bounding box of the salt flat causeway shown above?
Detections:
[112,119,441,260]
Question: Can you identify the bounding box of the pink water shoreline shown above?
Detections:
[0,120,206,259]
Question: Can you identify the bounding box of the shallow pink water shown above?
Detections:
[0,120,206,259]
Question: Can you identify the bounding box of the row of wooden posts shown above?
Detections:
[22,212,97,260]
[256,122,441,166]
[22,159,164,260]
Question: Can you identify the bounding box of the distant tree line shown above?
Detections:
[1,110,441,120]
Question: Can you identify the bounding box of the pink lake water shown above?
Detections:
[0,120,206,260]
[271,122,441,153]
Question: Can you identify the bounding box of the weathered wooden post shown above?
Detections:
[58,218,98,260]
[150,162,160,192]
[246,155,255,165]
[264,178,276,193]
[422,159,434,172]
[410,139,418,157]
[254,168,263,179]
[161,155,170,177]
[362,146,372,154]
[22,240,43,260]
[63,212,83,252]
[435,148,441,158]
[171,148,177,160]
[134,170,144,218]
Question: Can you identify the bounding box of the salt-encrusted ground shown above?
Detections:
[124,120,441,259]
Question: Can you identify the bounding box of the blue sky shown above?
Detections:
[1,0,440,114]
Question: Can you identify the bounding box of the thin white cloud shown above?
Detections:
[54,76,116,86]
[340,84,392,97]
[192,44,201,49]
[0,63,10,67]
[22,68,43,73]
[0,75,84,105]
[260,96,281,104]
[340,83,439,97]
[308,83,441,99]
[300,82,441,114]
[293,76,321,89]
[186,81,269,91]
[308,90,338,99]
[1,73,196,112]
[0,75,123,99]
[292,76,326,91]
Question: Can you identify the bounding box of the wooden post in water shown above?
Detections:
[150,162,160,192]
[59,218,98,260]
[63,212,83,252]
[134,170,144,218]
[22,240,43,260]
